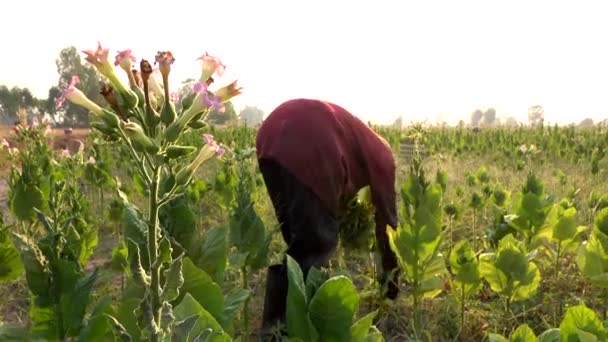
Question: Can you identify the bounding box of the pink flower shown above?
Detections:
[115,49,137,71]
[55,75,80,109]
[215,80,243,102]
[203,133,215,145]
[87,156,96,164]
[31,117,39,128]
[155,51,175,67]
[82,42,111,70]
[55,75,103,114]
[216,146,225,157]
[60,149,70,158]
[196,52,226,83]
[192,82,224,112]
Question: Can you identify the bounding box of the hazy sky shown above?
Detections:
[2,0,607,125]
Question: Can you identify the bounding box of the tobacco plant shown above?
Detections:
[55,43,242,341]
[387,140,447,337]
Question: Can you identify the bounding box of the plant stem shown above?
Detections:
[460,284,466,331]
[147,167,162,340]
[242,266,250,342]
[472,209,477,251]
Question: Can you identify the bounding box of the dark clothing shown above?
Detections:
[256,98,400,334]
[259,159,339,333]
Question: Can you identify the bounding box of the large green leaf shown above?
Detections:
[559,303,607,342]
[61,269,99,336]
[537,328,560,342]
[450,240,481,297]
[0,228,23,283]
[9,182,46,222]
[510,324,538,342]
[308,276,359,342]
[78,296,113,342]
[350,310,378,342]
[221,287,250,328]
[11,233,50,301]
[552,207,578,242]
[195,225,227,286]
[176,257,225,326]
[173,293,230,342]
[286,255,313,341]
[122,202,149,270]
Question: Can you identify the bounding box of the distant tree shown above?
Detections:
[392,115,403,128]
[482,108,497,126]
[470,109,483,127]
[51,46,103,127]
[579,118,594,128]
[239,106,264,126]
[504,116,518,127]
[528,105,544,126]
[207,101,237,125]
[0,85,40,124]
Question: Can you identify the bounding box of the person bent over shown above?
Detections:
[255,98,400,336]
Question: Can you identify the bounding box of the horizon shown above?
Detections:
[1,0,607,126]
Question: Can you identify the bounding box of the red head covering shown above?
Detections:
[256,98,397,228]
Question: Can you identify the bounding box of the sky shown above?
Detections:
[1,0,607,126]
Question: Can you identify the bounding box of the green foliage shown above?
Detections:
[488,303,607,342]
[0,216,23,283]
[577,207,608,288]
[388,158,447,301]
[449,240,481,298]
[479,234,541,307]
[284,255,382,341]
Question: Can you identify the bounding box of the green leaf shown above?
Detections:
[577,234,608,288]
[127,239,150,287]
[285,255,312,341]
[196,225,228,286]
[171,315,199,341]
[173,293,230,342]
[122,201,149,269]
[552,207,577,242]
[11,233,49,299]
[479,253,507,293]
[351,310,378,342]
[158,236,173,265]
[176,257,225,326]
[559,303,607,342]
[105,314,133,342]
[510,324,538,342]
[306,267,329,301]
[78,296,113,342]
[160,201,196,254]
[537,328,560,342]
[162,255,184,302]
[221,288,250,327]
[488,333,510,342]
[309,276,359,342]
[9,182,46,222]
[0,228,24,283]
[61,269,99,336]
[30,303,59,340]
[511,262,541,302]
[111,240,129,272]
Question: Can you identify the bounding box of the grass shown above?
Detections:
[0,125,607,341]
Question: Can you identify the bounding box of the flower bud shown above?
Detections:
[160,100,177,126]
[121,121,159,154]
[165,145,197,159]
[100,109,121,129]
